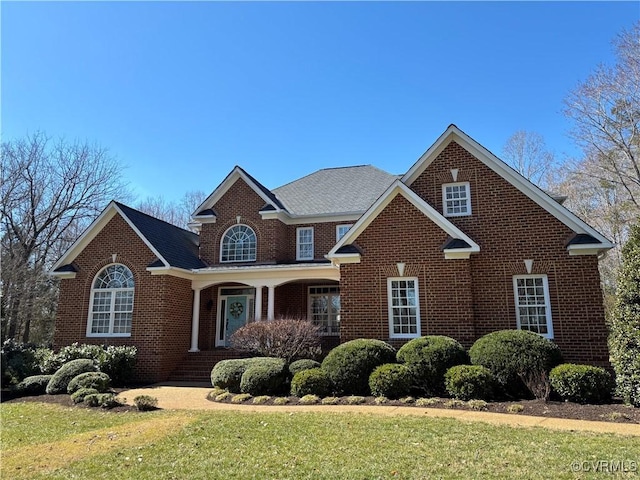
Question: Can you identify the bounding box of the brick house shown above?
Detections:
[51,125,613,382]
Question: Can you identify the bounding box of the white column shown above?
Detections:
[189,288,201,352]
[254,286,263,321]
[267,285,275,320]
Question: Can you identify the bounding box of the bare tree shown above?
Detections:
[136,190,206,229]
[564,22,640,209]
[1,132,128,343]
[502,130,557,189]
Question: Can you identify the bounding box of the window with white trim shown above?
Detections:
[308,286,340,336]
[87,264,134,337]
[297,227,314,260]
[513,275,553,338]
[388,277,420,338]
[442,182,471,217]
[221,224,257,262]
[336,224,353,242]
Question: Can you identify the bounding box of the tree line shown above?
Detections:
[1,22,638,344]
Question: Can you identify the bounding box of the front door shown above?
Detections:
[217,288,255,347]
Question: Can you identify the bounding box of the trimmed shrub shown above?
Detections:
[67,372,111,394]
[397,336,469,395]
[15,375,53,396]
[46,359,96,395]
[71,387,99,404]
[291,368,332,397]
[368,364,412,399]
[444,365,496,401]
[609,223,640,407]
[85,392,121,408]
[239,358,288,395]
[211,358,267,392]
[321,339,396,395]
[230,318,321,363]
[134,395,159,411]
[469,330,562,397]
[289,359,321,376]
[550,363,613,404]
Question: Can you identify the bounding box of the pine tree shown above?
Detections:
[608,223,640,406]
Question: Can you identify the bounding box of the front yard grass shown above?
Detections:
[2,403,638,479]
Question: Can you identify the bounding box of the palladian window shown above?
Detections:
[221,225,257,262]
[87,264,134,337]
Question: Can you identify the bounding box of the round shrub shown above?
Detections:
[16,375,53,396]
[239,358,288,396]
[46,359,96,395]
[444,365,496,401]
[71,387,99,404]
[469,330,562,397]
[134,395,159,411]
[368,363,412,399]
[67,371,111,394]
[321,339,396,395]
[211,358,270,392]
[84,392,120,408]
[291,368,332,397]
[289,359,321,376]
[550,363,613,404]
[397,336,469,395]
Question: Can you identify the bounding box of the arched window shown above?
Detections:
[87,264,134,336]
[221,225,257,262]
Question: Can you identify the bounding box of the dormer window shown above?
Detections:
[221,225,257,262]
[442,182,471,217]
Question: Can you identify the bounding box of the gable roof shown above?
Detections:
[402,124,613,252]
[52,201,205,275]
[193,166,287,220]
[327,180,480,262]
[272,165,398,216]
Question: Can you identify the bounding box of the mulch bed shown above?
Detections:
[3,389,638,424]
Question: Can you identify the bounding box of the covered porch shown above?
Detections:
[187,262,341,352]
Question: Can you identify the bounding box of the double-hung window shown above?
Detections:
[513,275,553,338]
[442,182,471,217]
[308,286,340,336]
[388,277,420,338]
[297,227,314,260]
[87,264,134,337]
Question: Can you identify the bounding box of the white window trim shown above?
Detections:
[296,227,314,261]
[220,224,257,263]
[387,277,421,339]
[86,264,134,338]
[308,285,340,336]
[336,224,353,242]
[442,181,471,217]
[513,274,554,339]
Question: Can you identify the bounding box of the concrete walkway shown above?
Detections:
[121,382,640,437]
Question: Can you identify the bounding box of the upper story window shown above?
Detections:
[387,277,421,339]
[221,225,257,262]
[442,182,471,217]
[336,224,353,242]
[87,264,134,337]
[297,227,314,261]
[513,275,554,339]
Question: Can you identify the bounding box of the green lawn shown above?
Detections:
[2,403,638,479]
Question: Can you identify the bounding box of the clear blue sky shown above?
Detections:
[2,1,638,204]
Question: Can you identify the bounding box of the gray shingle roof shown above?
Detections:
[272,165,398,216]
[115,202,206,270]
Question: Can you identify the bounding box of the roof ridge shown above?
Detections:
[273,164,393,191]
[114,201,197,237]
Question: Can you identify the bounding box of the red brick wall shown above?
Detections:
[54,213,193,383]
[287,222,351,260]
[340,140,609,366]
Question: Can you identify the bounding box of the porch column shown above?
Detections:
[189,288,202,352]
[267,285,275,320]
[254,286,263,320]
